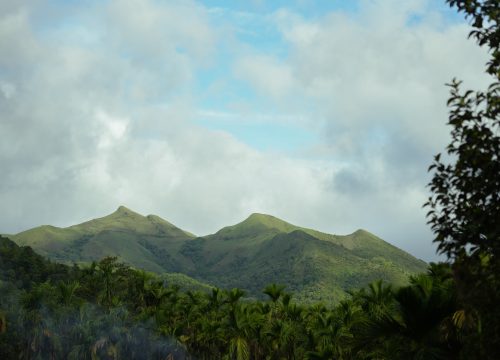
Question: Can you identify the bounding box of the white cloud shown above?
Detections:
[95,110,129,149]
[230,0,490,259]
[0,81,15,99]
[0,0,329,242]
[235,55,295,100]
[276,2,489,153]
[0,0,490,262]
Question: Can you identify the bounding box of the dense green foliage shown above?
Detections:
[425,0,500,358]
[11,208,427,303]
[0,236,466,359]
[2,2,498,358]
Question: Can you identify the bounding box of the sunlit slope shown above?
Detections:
[180,214,427,302]
[11,209,427,302]
[12,206,196,272]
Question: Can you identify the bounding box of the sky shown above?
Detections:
[0,0,491,261]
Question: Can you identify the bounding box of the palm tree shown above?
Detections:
[20,282,63,359]
[57,280,80,307]
[96,257,120,309]
[206,288,224,312]
[131,270,154,310]
[225,288,246,306]
[226,305,252,360]
[67,304,99,360]
[354,279,394,318]
[356,274,460,359]
[307,310,351,359]
[263,284,286,303]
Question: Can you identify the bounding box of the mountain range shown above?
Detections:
[10,206,428,302]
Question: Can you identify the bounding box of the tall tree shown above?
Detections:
[426,0,500,357]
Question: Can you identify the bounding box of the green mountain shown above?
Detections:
[11,207,427,302]
[179,213,427,302]
[13,206,196,273]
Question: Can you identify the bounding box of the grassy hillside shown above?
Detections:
[182,216,427,303]
[10,208,427,302]
[12,206,196,272]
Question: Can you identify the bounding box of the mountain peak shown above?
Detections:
[245,212,284,224]
[227,213,300,234]
[117,205,129,211]
[114,205,136,215]
[247,212,277,221]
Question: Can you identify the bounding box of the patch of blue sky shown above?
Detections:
[203,0,359,18]
[432,1,471,25]
[236,25,288,59]
[407,2,470,29]
[196,67,261,111]
[198,3,292,122]
[194,40,310,154]
[52,0,99,5]
[204,0,469,29]
[207,6,289,60]
[194,36,272,113]
[196,114,317,153]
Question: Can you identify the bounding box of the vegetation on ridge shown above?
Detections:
[0,235,465,359]
[11,209,427,303]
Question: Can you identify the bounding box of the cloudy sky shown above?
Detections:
[0,0,491,261]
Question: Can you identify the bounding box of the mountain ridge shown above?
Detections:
[9,206,428,303]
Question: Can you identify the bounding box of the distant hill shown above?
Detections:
[11,207,428,302]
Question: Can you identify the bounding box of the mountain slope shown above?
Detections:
[179,215,427,302]
[12,206,196,272]
[10,208,428,302]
